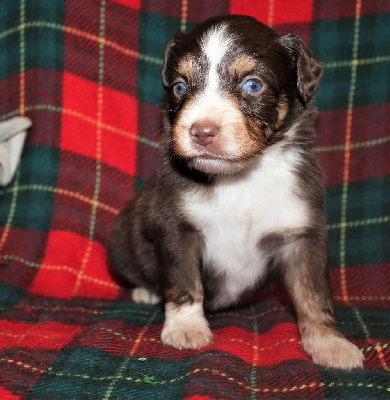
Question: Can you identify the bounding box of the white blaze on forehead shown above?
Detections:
[200,24,233,93]
[173,23,245,155]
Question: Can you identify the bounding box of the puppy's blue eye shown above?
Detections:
[243,80,262,93]
[173,82,187,95]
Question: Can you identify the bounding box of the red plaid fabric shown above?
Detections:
[0,0,389,398]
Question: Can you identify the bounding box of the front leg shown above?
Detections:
[157,227,213,350]
[264,230,364,370]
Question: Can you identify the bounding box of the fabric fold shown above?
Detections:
[0,116,32,186]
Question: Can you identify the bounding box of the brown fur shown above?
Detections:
[108,15,364,369]
[177,55,195,80]
[230,55,256,78]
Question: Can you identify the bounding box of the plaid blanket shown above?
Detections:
[0,0,389,398]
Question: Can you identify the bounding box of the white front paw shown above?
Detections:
[161,302,213,350]
[161,319,213,349]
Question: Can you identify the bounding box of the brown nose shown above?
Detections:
[190,121,220,147]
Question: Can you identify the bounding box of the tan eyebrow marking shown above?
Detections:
[178,55,195,78]
[277,96,289,127]
[230,56,256,77]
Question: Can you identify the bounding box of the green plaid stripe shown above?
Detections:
[326,176,390,267]
[358,13,390,59]
[137,11,198,106]
[0,1,65,79]
[335,306,390,339]
[24,0,66,72]
[0,146,60,231]
[137,11,180,106]
[29,347,190,399]
[321,368,390,398]
[312,13,390,110]
[0,281,25,312]
[102,301,164,325]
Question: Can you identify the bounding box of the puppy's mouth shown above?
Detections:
[193,153,226,161]
[185,152,256,175]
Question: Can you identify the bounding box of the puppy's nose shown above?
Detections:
[190,121,219,147]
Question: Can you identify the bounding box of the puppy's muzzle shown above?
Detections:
[190,120,220,148]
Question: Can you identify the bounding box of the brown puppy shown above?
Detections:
[108,15,364,370]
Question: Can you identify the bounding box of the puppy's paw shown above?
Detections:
[161,317,213,350]
[303,333,364,370]
[161,302,213,350]
[132,287,161,305]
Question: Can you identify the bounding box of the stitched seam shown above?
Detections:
[250,306,259,399]
[0,105,159,149]
[102,309,159,399]
[73,1,106,296]
[0,21,163,65]
[180,0,188,32]
[2,358,390,392]
[339,0,362,301]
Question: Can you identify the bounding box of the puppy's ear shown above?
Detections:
[278,33,323,104]
[162,32,187,90]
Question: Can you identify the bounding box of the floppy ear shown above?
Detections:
[162,32,187,90]
[278,33,323,104]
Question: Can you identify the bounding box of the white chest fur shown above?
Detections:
[181,145,309,307]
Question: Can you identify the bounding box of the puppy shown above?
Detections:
[108,15,364,370]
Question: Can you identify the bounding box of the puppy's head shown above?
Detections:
[162,15,323,175]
